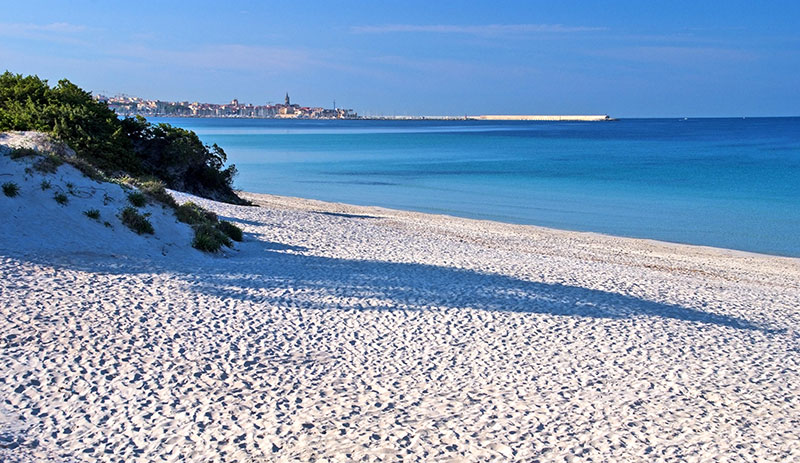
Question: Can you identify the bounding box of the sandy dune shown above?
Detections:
[1,134,799,462]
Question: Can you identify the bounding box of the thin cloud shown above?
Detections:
[351,23,606,35]
[370,55,478,75]
[112,43,375,77]
[0,22,90,46]
[0,22,86,34]
[116,44,315,71]
[601,46,756,63]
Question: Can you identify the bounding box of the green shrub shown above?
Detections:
[84,208,100,220]
[120,206,154,234]
[135,179,177,208]
[40,179,51,190]
[0,73,138,173]
[32,155,62,174]
[2,182,20,197]
[217,220,243,242]
[9,147,38,159]
[192,223,232,252]
[112,175,136,188]
[121,116,248,204]
[175,201,216,225]
[127,191,147,207]
[66,157,107,182]
[173,201,241,253]
[1,72,248,204]
[53,191,68,205]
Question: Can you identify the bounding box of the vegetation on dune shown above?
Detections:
[121,116,245,204]
[0,73,135,173]
[127,191,147,207]
[191,223,232,253]
[175,201,217,225]
[133,178,178,208]
[119,206,154,235]
[53,191,68,205]
[9,147,38,159]
[217,220,244,242]
[175,201,243,252]
[2,71,248,253]
[32,154,62,174]
[2,181,19,197]
[0,71,250,205]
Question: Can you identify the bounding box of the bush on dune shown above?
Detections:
[9,147,38,159]
[191,223,232,252]
[2,182,19,197]
[135,179,178,208]
[174,201,243,252]
[53,191,68,205]
[127,191,147,207]
[2,71,248,253]
[120,206,154,235]
[217,220,243,242]
[33,155,62,174]
[0,73,137,174]
[175,201,216,225]
[0,71,250,205]
[121,116,247,205]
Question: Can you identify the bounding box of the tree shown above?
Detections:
[0,71,247,204]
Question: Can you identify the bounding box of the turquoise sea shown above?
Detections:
[152,117,800,257]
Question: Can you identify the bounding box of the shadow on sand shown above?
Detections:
[15,234,776,334]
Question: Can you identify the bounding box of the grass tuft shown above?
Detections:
[217,220,243,242]
[32,155,63,174]
[175,201,215,225]
[127,191,147,207]
[136,179,177,208]
[2,182,20,197]
[53,191,68,205]
[173,201,241,252]
[120,206,154,234]
[192,223,232,252]
[9,147,38,159]
[65,157,107,182]
[84,208,100,220]
[40,180,51,190]
[112,176,136,190]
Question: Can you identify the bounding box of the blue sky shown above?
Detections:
[1,1,799,117]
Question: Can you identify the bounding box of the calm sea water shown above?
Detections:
[152,117,800,257]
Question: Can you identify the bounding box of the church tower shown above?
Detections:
[285,92,290,106]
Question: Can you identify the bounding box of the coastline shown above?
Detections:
[2,187,799,461]
[240,190,800,262]
[152,116,800,258]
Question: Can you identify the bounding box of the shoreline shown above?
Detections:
[238,190,800,262]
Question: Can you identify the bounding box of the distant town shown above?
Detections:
[94,92,358,119]
[94,92,612,122]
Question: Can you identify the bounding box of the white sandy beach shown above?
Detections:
[1,133,800,462]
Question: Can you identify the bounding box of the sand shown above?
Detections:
[1,132,799,462]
